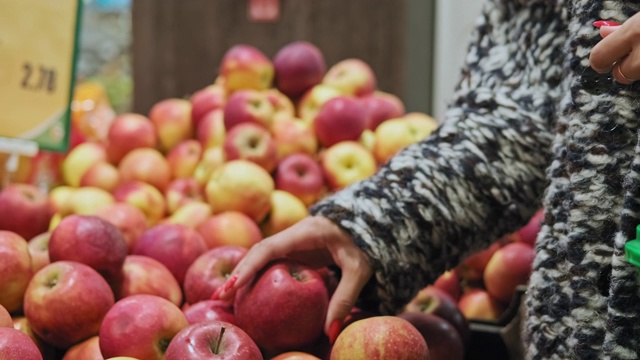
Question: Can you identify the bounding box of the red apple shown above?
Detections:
[113,181,167,226]
[28,232,51,274]
[0,327,43,360]
[49,215,128,285]
[403,285,469,346]
[330,316,429,360]
[61,142,108,187]
[398,312,464,360]
[118,255,183,306]
[12,316,57,359]
[273,41,326,99]
[457,289,505,322]
[190,85,226,128]
[322,58,376,97]
[456,241,502,282]
[266,89,296,121]
[296,84,341,125]
[271,351,321,360]
[321,141,377,190]
[223,122,278,173]
[24,261,115,348]
[95,203,148,252]
[0,231,33,313]
[62,336,102,360]
[271,117,318,160]
[0,304,11,327]
[234,259,329,352]
[517,209,544,247]
[167,139,203,179]
[165,320,262,360]
[99,294,189,360]
[183,300,235,325]
[196,211,262,250]
[106,113,157,164]
[79,161,121,192]
[483,242,535,303]
[165,178,205,215]
[197,109,226,150]
[223,89,275,131]
[148,98,193,152]
[314,96,368,148]
[433,270,461,301]
[275,153,326,206]
[132,223,208,285]
[0,183,53,241]
[220,44,274,93]
[360,91,405,130]
[183,245,247,304]
[118,147,172,191]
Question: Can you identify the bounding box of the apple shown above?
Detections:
[165,320,262,360]
[403,285,469,346]
[359,129,376,153]
[24,261,115,348]
[398,312,464,360]
[483,242,535,303]
[314,96,368,148]
[62,336,102,360]
[12,316,57,359]
[223,89,275,131]
[432,270,461,301]
[0,327,43,360]
[271,351,321,360]
[275,153,326,206]
[296,84,342,126]
[261,190,309,237]
[196,211,262,249]
[163,201,212,229]
[149,98,193,152]
[49,215,128,285]
[322,58,376,97]
[360,91,405,130]
[197,109,226,150]
[271,117,318,160]
[95,203,148,252]
[61,142,107,187]
[517,209,544,247]
[321,141,377,190]
[372,117,433,164]
[68,186,115,215]
[266,89,296,121]
[132,223,207,285]
[456,241,502,282]
[79,161,121,192]
[182,300,235,325]
[193,147,226,186]
[273,41,326,99]
[0,231,32,313]
[0,183,53,240]
[167,139,203,179]
[183,245,247,304]
[164,178,205,214]
[106,113,158,164]
[113,181,167,225]
[205,160,274,223]
[234,259,329,352]
[28,232,50,274]
[0,304,11,327]
[99,294,189,360]
[330,316,429,360]
[190,85,227,128]
[220,44,274,93]
[457,289,505,322]
[223,122,278,173]
[118,255,183,306]
[118,147,172,191]
[49,185,76,216]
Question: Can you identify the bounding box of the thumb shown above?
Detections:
[324,267,371,342]
[600,25,620,38]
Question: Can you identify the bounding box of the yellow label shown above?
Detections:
[0,0,81,151]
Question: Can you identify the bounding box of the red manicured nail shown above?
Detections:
[210,287,223,300]
[593,20,620,28]
[328,320,342,344]
[223,274,238,292]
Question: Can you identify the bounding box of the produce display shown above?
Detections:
[0,41,542,360]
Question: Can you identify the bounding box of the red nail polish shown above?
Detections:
[593,20,620,28]
[210,287,223,300]
[223,274,238,292]
[328,320,342,344]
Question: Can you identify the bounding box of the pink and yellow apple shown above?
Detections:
[95,203,148,252]
[360,91,405,130]
[190,85,226,128]
[223,89,275,131]
[106,113,158,164]
[275,153,326,206]
[219,44,274,93]
[196,109,226,149]
[265,88,296,122]
[223,122,277,173]
[49,185,76,216]
[164,178,205,215]
[113,181,167,226]
[61,142,108,187]
[166,139,202,179]
[322,58,376,97]
[182,300,235,325]
[0,231,33,313]
[457,289,504,322]
[483,242,535,303]
[0,183,54,240]
[193,147,226,186]
[196,211,262,249]
[79,161,121,192]
[261,190,309,237]
[373,117,435,164]
[271,117,318,160]
[296,84,342,125]
[118,147,172,191]
[68,186,115,215]
[62,336,102,360]
[117,255,183,306]
[148,98,193,152]
[321,141,377,190]
[27,232,50,274]
[163,201,212,229]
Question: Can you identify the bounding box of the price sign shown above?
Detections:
[0,0,82,152]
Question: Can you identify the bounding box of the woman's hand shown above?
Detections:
[590,14,640,84]
[216,216,373,339]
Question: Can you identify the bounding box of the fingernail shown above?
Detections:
[328,320,342,344]
[223,274,238,292]
[593,20,620,28]
[210,287,223,300]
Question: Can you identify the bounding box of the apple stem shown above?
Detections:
[213,326,226,354]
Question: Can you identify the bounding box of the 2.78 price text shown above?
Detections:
[20,62,57,93]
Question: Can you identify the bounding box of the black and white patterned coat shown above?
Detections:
[310,0,640,358]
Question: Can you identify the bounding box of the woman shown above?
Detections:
[220,1,640,358]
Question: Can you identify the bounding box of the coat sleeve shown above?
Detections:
[309,0,568,315]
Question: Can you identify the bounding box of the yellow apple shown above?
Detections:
[61,142,107,187]
[163,201,212,229]
[296,84,342,126]
[148,98,193,152]
[68,186,115,215]
[321,141,377,190]
[261,190,309,237]
[49,186,76,216]
[373,116,437,164]
[271,117,318,160]
[113,181,167,226]
[196,211,262,249]
[193,147,226,186]
[196,109,226,150]
[166,140,203,179]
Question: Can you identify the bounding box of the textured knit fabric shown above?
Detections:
[310,0,640,358]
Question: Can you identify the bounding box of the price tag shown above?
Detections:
[0,0,83,152]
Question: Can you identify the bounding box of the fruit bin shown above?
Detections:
[465,286,527,360]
